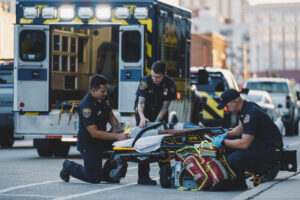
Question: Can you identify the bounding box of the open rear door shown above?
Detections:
[14,25,50,112]
[118,25,144,113]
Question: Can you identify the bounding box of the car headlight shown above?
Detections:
[78,7,94,19]
[95,6,111,20]
[42,7,57,19]
[23,7,38,19]
[115,7,130,19]
[134,7,149,19]
[59,6,75,20]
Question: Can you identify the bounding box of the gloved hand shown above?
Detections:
[212,134,226,147]
[219,133,227,140]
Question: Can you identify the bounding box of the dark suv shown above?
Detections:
[0,61,14,147]
[190,67,239,128]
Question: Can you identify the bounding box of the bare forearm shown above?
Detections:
[223,139,249,149]
[226,123,242,138]
[158,128,195,135]
[87,125,120,140]
[137,103,146,119]
[91,130,120,140]
[155,101,170,122]
[109,111,119,126]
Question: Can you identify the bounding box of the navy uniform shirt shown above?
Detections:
[77,92,112,151]
[135,74,177,121]
[239,100,283,150]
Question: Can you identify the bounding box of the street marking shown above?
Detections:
[0,166,139,194]
[0,180,61,194]
[54,177,159,200]
[0,193,57,198]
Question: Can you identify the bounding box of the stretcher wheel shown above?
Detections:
[159,165,172,188]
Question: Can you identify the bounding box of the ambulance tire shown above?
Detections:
[0,129,14,148]
[37,147,53,157]
[53,142,70,157]
[159,165,172,188]
[34,139,53,157]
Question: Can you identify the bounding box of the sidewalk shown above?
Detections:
[232,170,300,200]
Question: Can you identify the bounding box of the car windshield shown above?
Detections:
[192,77,225,92]
[246,81,289,93]
[191,73,225,92]
[243,94,263,103]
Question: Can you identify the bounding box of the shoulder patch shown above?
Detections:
[106,100,110,106]
[82,108,91,118]
[243,114,250,124]
[139,81,148,90]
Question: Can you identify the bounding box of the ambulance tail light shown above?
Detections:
[78,7,94,19]
[42,7,57,19]
[286,95,290,109]
[223,106,228,111]
[59,6,75,20]
[95,6,111,20]
[20,102,25,108]
[134,7,149,19]
[177,92,181,100]
[46,135,62,139]
[23,7,38,19]
[115,7,130,19]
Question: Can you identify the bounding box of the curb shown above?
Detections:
[231,170,300,200]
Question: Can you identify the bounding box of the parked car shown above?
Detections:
[243,77,299,136]
[0,61,14,147]
[190,67,239,128]
[241,90,281,122]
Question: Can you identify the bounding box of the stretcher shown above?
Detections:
[105,124,297,188]
[105,125,225,188]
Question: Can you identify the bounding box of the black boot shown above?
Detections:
[60,159,71,182]
[138,162,157,185]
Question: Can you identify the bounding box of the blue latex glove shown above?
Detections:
[212,134,226,147]
[219,133,227,140]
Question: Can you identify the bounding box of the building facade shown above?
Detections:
[179,0,249,83]
[244,3,300,83]
[191,33,226,69]
[0,2,15,60]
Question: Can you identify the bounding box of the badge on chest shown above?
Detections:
[163,88,168,95]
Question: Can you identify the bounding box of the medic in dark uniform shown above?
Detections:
[134,61,177,185]
[212,89,283,190]
[60,75,129,184]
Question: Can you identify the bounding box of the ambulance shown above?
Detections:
[14,0,191,156]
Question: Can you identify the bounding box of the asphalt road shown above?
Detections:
[0,133,299,200]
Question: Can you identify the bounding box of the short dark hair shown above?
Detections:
[90,74,108,90]
[151,61,166,74]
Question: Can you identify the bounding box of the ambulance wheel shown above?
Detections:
[53,142,70,157]
[159,165,172,188]
[37,147,53,157]
[34,139,53,157]
[0,129,14,148]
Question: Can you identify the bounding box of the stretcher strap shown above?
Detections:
[131,122,163,147]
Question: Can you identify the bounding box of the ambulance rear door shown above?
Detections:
[118,25,145,114]
[14,25,50,112]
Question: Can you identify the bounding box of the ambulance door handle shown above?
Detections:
[125,71,132,79]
